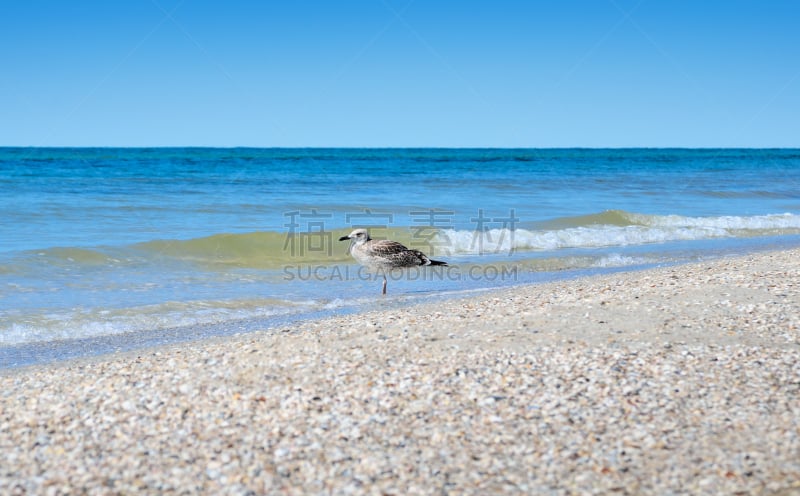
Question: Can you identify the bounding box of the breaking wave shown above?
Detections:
[436,211,800,255]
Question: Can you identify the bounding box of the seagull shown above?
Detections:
[339,228,448,295]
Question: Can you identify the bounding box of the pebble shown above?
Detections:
[1,249,800,494]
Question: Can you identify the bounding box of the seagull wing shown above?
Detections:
[368,240,438,267]
[366,239,410,257]
[406,249,434,265]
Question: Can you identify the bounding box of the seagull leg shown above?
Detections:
[382,274,387,295]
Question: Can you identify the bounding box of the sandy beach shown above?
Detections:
[2,248,799,495]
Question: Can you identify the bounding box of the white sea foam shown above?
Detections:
[625,212,800,230]
[435,213,800,255]
[590,254,655,268]
[0,299,313,347]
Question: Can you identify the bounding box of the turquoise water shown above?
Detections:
[2,148,800,366]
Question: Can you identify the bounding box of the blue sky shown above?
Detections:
[1,1,798,147]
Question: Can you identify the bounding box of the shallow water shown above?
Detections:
[2,148,799,366]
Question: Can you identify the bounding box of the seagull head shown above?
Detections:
[338,228,370,245]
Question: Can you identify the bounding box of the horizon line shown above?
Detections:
[1,145,798,150]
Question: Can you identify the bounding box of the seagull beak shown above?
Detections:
[338,235,350,241]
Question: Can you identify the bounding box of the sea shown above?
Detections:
[2,148,800,368]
